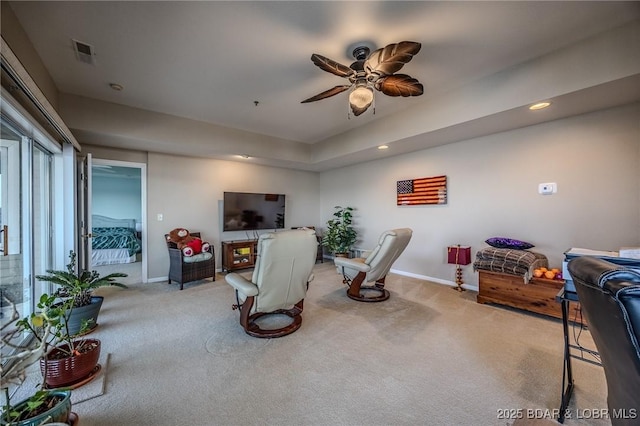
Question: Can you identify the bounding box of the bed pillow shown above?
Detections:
[485,237,534,250]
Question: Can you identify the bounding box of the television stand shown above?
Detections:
[221,240,258,272]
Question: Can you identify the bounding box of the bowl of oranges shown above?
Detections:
[533,267,562,280]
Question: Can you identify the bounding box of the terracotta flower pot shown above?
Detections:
[41,338,101,388]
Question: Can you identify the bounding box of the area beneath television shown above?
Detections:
[221,240,258,272]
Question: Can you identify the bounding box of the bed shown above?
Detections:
[91,215,142,266]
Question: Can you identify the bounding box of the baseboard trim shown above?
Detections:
[148,266,479,291]
[389,268,479,292]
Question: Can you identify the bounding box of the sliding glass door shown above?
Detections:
[32,144,53,303]
[0,116,55,320]
[0,120,26,318]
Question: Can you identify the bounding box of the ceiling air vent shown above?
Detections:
[72,39,96,65]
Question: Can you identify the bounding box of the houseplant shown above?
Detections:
[322,206,357,257]
[1,296,73,425]
[36,251,128,335]
[29,294,102,389]
[7,291,100,390]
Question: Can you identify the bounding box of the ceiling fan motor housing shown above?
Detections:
[352,46,370,61]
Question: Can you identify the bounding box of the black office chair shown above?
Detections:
[568,257,640,425]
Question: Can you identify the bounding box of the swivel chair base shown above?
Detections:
[238,296,304,338]
[345,272,390,302]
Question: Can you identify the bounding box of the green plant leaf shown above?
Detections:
[323,206,357,254]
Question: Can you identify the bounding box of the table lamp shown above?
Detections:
[447,245,471,292]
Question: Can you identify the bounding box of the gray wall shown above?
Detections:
[81,147,321,280]
[145,153,320,279]
[320,103,640,286]
[1,2,59,109]
[84,102,639,287]
[4,1,637,288]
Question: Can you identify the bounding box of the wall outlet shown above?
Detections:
[538,182,557,195]
[157,213,163,221]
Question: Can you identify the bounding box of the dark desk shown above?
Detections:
[555,288,601,424]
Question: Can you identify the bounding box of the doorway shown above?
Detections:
[88,159,147,285]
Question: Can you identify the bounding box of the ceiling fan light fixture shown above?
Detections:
[349,85,374,110]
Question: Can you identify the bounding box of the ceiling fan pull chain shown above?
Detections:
[372,90,376,115]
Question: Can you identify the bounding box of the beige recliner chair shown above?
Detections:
[225,229,318,338]
[334,228,413,302]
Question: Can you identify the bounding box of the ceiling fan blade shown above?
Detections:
[301,85,351,103]
[310,54,354,78]
[365,41,422,76]
[375,74,424,97]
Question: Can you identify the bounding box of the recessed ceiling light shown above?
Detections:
[109,83,124,91]
[529,102,551,110]
[237,155,251,159]
[378,145,389,150]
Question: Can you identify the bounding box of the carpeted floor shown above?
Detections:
[11,262,609,425]
[92,260,142,286]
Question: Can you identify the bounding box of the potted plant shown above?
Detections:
[1,297,73,425]
[322,206,357,257]
[29,294,102,389]
[36,251,128,335]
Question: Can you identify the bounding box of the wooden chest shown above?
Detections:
[477,270,583,322]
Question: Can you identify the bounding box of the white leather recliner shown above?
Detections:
[225,229,317,337]
[334,228,413,302]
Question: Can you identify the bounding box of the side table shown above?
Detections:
[555,288,600,423]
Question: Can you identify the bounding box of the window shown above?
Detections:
[0,104,60,320]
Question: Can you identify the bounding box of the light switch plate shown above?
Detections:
[538,182,557,195]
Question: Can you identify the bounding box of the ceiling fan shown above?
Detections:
[301,41,424,117]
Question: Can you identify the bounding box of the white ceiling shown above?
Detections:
[7,1,640,168]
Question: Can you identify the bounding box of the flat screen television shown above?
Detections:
[223,192,286,231]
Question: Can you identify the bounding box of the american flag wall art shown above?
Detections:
[397,175,447,206]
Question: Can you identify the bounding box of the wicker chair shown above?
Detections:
[164,232,216,290]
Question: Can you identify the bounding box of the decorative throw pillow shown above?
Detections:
[485,237,534,250]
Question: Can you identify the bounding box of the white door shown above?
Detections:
[78,153,92,271]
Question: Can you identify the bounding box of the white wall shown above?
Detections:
[320,103,640,287]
